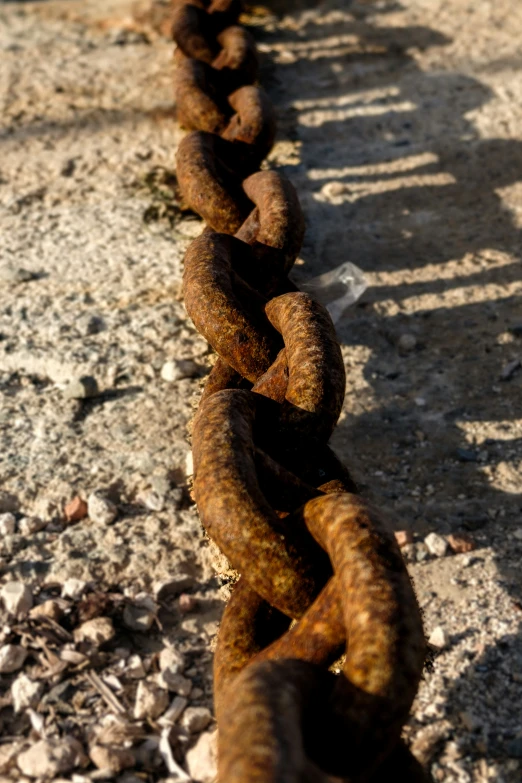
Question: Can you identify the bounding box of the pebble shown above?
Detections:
[0,644,28,673]
[134,680,170,720]
[512,529,522,541]
[415,542,430,562]
[447,533,475,554]
[160,673,192,697]
[87,492,118,525]
[17,737,87,778]
[29,599,64,622]
[18,516,46,535]
[180,706,212,734]
[424,532,448,558]
[74,617,115,646]
[160,359,200,382]
[123,602,155,632]
[126,654,146,679]
[138,490,165,512]
[185,731,218,783]
[158,696,188,727]
[64,497,88,524]
[62,578,87,600]
[89,745,135,773]
[429,626,449,649]
[0,512,16,535]
[398,333,417,353]
[11,674,44,712]
[63,375,99,400]
[1,581,33,616]
[178,593,197,613]
[394,530,413,548]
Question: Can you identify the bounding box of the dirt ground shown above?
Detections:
[1,0,522,781]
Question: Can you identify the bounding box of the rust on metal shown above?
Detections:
[168,0,428,779]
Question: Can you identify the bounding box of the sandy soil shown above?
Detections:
[1,0,522,781]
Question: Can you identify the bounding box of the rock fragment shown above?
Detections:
[62,578,87,600]
[11,674,44,712]
[74,617,115,646]
[89,745,135,774]
[447,533,475,554]
[428,626,449,649]
[1,581,33,616]
[64,496,88,524]
[29,599,64,622]
[134,680,169,720]
[180,706,212,734]
[0,645,27,673]
[0,513,16,536]
[424,532,448,558]
[394,530,413,548]
[123,599,156,632]
[87,492,118,525]
[185,730,218,783]
[63,375,99,399]
[17,737,87,778]
[158,696,188,727]
[161,359,200,382]
[18,517,46,535]
[398,333,417,353]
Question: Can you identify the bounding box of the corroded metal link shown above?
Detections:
[300,494,426,778]
[214,494,425,781]
[235,170,304,288]
[192,389,331,618]
[183,232,280,381]
[212,26,258,91]
[172,3,219,63]
[176,132,253,232]
[174,51,229,133]
[255,292,346,441]
[222,87,277,168]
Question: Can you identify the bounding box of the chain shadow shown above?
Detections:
[257,0,522,778]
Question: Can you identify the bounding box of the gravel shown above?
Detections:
[1,0,522,781]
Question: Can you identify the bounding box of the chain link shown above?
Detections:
[169,1,428,779]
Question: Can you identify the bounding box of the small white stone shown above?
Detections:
[158,696,188,727]
[0,644,28,673]
[139,490,165,512]
[18,517,46,535]
[87,492,118,525]
[180,706,212,734]
[134,680,169,720]
[1,582,33,616]
[159,647,185,676]
[74,617,115,646]
[126,655,146,679]
[17,737,87,778]
[0,513,16,536]
[62,578,88,600]
[161,359,199,382]
[424,532,448,558]
[185,730,218,783]
[11,674,44,712]
[428,626,449,649]
[185,451,194,477]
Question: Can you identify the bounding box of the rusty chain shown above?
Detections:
[169,0,428,779]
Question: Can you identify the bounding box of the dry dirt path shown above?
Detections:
[1,1,522,781]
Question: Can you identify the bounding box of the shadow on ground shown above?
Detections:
[259,0,522,776]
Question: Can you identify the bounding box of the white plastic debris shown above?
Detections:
[298,261,368,324]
